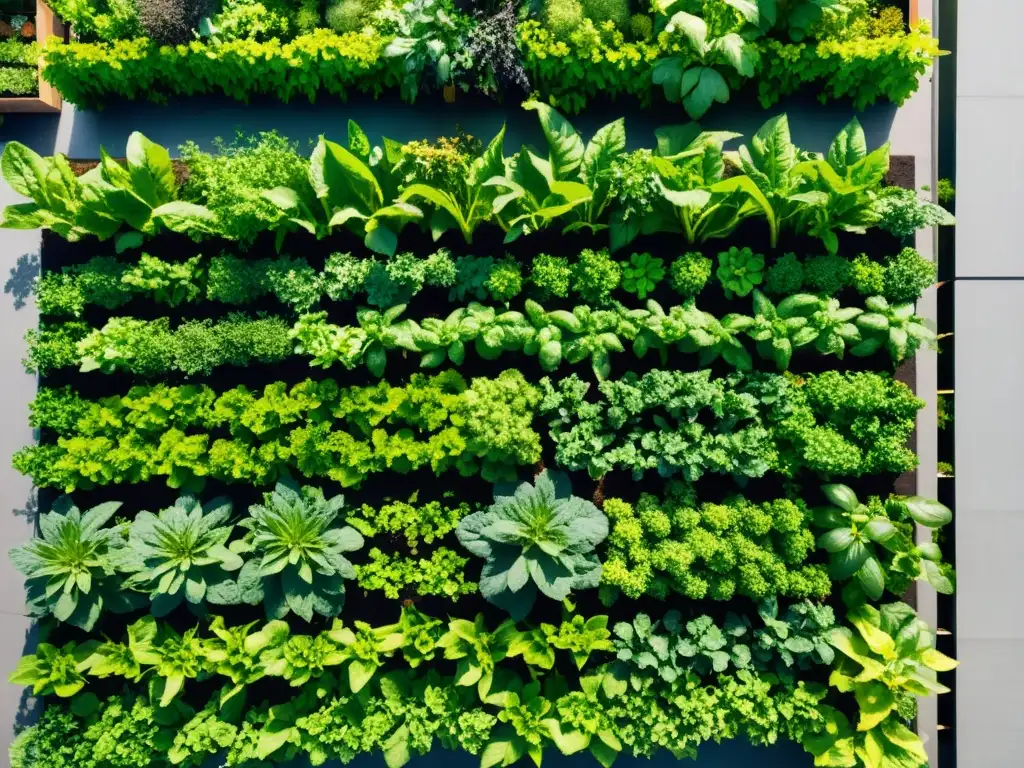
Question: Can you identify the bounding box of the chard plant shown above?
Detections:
[233,478,364,622]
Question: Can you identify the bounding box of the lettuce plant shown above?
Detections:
[0,134,215,248]
[118,494,244,617]
[8,497,144,631]
[8,641,98,698]
[456,470,608,619]
[233,478,364,621]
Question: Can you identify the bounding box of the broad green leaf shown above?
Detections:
[712,33,758,77]
[524,100,585,179]
[854,681,895,731]
[903,497,952,528]
[667,12,708,55]
[682,67,730,120]
[581,119,626,186]
[126,132,176,206]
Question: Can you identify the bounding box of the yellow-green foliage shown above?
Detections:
[600,483,830,604]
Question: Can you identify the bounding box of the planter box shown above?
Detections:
[0,0,62,113]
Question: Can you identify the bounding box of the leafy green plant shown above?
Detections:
[234,477,364,621]
[820,602,957,765]
[716,246,764,298]
[1,134,215,247]
[438,614,518,699]
[600,484,829,603]
[852,295,934,362]
[652,7,758,118]
[204,616,289,702]
[399,126,506,243]
[668,252,712,297]
[327,619,405,692]
[118,495,244,616]
[8,497,144,631]
[9,641,98,698]
[264,125,423,255]
[621,252,664,299]
[814,484,953,601]
[457,470,608,619]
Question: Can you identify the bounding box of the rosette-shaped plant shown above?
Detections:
[233,478,364,622]
[9,497,144,631]
[716,246,764,298]
[118,495,244,617]
[456,470,608,620]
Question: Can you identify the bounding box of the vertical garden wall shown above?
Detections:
[0,1,958,766]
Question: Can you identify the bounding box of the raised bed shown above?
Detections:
[0,0,61,113]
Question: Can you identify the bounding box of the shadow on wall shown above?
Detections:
[13,90,899,159]
[5,253,38,312]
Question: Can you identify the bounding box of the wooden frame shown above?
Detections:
[0,0,62,113]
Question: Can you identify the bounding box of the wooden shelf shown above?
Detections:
[0,0,62,114]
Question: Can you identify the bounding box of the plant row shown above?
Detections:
[13,474,952,635]
[40,0,939,114]
[35,246,937,318]
[27,290,933,380]
[17,367,922,491]
[10,598,954,768]
[1,111,954,255]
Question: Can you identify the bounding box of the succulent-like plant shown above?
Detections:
[9,497,144,631]
[118,495,244,617]
[716,246,765,298]
[456,470,608,620]
[622,252,665,299]
[233,477,364,622]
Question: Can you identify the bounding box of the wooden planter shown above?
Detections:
[0,0,62,113]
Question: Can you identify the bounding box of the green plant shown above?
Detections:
[873,185,955,238]
[263,125,423,255]
[326,0,366,31]
[716,247,764,298]
[118,494,244,617]
[815,602,957,765]
[180,131,308,244]
[852,295,934,362]
[814,484,953,602]
[0,65,37,95]
[8,497,144,631]
[378,0,468,100]
[621,252,664,299]
[9,642,98,698]
[881,247,936,304]
[437,614,518,699]
[573,249,621,304]
[530,254,571,299]
[327,619,405,692]
[668,252,711,297]
[1,134,215,247]
[764,252,804,295]
[580,0,628,29]
[544,0,583,37]
[652,6,759,119]
[850,253,884,296]
[629,12,653,40]
[802,253,851,295]
[355,547,476,599]
[398,126,506,243]
[936,178,955,204]
[233,477,364,621]
[600,484,829,603]
[456,470,608,619]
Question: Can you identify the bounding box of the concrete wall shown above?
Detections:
[954,1,1024,763]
